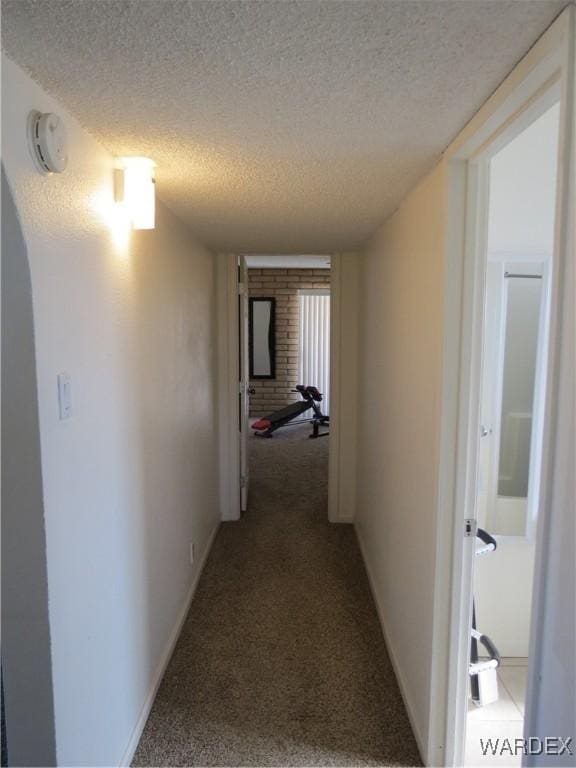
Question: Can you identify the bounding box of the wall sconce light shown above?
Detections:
[114,157,156,230]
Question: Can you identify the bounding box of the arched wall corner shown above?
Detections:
[1,166,57,766]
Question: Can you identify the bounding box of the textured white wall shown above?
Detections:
[488,104,560,257]
[355,165,447,755]
[2,55,220,766]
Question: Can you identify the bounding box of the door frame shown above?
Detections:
[428,8,575,766]
[216,253,242,521]
[238,255,250,512]
[216,252,353,523]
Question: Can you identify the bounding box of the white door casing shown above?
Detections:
[217,253,241,521]
[476,260,550,658]
[428,9,575,766]
[217,252,360,525]
[238,255,250,512]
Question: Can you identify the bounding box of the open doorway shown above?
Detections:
[242,255,332,512]
[465,103,560,766]
[217,251,357,525]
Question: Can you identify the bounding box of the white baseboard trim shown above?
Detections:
[118,520,221,767]
[355,524,427,765]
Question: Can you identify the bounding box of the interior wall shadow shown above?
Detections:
[1,167,57,766]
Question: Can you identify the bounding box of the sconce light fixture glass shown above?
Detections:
[115,157,156,230]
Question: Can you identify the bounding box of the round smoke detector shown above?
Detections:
[27,111,68,174]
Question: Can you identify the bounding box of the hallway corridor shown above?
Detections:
[133,424,421,766]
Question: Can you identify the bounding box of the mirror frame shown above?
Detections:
[249,297,276,379]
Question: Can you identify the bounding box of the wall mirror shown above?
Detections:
[493,269,543,536]
[249,298,276,379]
[480,261,547,538]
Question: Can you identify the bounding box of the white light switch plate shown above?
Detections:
[57,372,72,420]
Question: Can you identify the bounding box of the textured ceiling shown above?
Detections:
[2,0,566,253]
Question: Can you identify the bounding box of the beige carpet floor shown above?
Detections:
[133,422,421,767]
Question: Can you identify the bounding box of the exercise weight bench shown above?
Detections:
[251,385,329,438]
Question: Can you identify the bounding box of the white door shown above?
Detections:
[475,260,546,657]
[238,255,250,512]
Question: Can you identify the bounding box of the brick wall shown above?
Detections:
[249,268,330,415]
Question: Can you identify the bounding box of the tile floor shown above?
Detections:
[465,659,528,767]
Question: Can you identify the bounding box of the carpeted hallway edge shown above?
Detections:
[133,423,421,767]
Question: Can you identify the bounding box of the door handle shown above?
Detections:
[480,425,492,437]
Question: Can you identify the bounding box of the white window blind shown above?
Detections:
[298,291,330,416]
